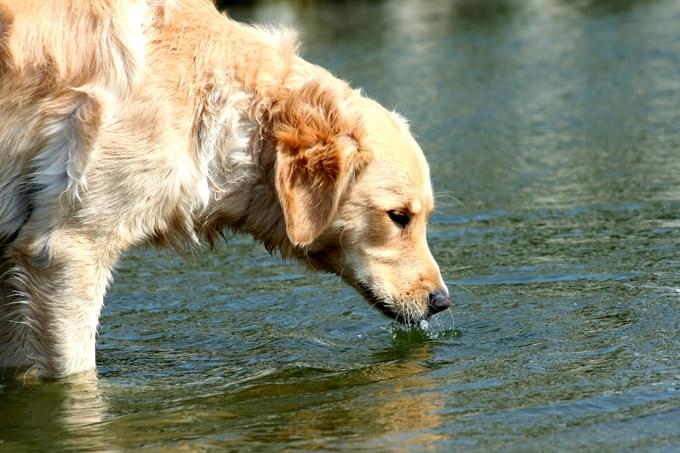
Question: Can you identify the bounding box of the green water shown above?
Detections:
[3,0,680,450]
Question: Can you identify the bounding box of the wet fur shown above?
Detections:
[0,0,447,377]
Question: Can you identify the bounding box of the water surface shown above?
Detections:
[3,0,680,450]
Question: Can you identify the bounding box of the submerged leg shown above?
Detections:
[0,228,118,377]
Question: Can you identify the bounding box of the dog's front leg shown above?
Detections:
[0,228,117,378]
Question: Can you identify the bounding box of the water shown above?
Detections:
[3,0,680,450]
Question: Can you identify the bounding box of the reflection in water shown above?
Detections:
[0,371,112,451]
[97,336,445,450]
[262,339,445,451]
[509,0,680,209]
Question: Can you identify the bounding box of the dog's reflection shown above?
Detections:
[225,337,447,450]
[291,340,445,450]
[1,338,448,450]
[0,370,114,451]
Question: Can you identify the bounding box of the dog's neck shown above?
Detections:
[152,7,331,258]
[196,122,296,258]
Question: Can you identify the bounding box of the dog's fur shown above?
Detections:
[0,0,449,377]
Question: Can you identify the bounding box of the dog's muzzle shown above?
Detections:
[427,291,451,316]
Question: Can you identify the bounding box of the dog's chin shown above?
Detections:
[303,255,428,325]
[355,281,425,325]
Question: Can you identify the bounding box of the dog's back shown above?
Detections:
[0,0,150,245]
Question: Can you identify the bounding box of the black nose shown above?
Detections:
[428,292,451,316]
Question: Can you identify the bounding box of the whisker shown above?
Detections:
[433,191,466,209]
[448,308,455,331]
[435,315,444,333]
[446,280,480,303]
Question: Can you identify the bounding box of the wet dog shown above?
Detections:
[0,0,449,377]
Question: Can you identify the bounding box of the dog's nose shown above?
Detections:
[428,292,451,316]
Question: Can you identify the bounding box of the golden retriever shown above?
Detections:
[0,0,450,378]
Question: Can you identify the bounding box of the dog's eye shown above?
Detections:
[388,210,411,228]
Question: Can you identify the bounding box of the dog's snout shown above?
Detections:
[427,292,451,316]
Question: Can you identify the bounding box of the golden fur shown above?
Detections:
[0,0,449,377]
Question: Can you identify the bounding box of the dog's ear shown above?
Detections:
[272,81,368,247]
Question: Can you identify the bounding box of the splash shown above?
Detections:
[389,310,459,340]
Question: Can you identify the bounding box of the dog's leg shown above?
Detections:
[0,228,118,377]
[0,85,109,376]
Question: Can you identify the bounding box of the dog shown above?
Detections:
[0,0,450,378]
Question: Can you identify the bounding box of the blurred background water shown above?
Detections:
[2,0,680,450]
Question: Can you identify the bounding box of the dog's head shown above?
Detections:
[271,80,450,325]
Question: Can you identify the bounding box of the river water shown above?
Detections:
[2,0,680,450]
